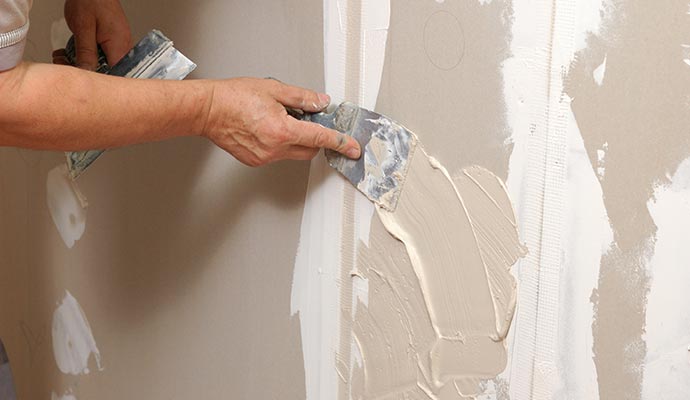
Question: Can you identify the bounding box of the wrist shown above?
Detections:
[197,80,216,139]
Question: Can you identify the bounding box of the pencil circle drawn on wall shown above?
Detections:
[423,10,465,71]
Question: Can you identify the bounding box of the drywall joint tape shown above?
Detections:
[509,0,575,399]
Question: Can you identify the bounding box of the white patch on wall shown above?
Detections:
[642,157,690,400]
[682,44,690,67]
[555,99,612,400]
[573,0,605,55]
[291,1,389,399]
[52,291,102,375]
[50,18,72,51]
[51,391,77,400]
[596,142,608,180]
[593,55,607,86]
[46,165,88,249]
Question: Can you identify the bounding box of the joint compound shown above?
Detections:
[345,146,525,398]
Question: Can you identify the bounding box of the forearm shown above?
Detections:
[0,62,211,151]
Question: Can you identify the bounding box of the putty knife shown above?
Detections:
[64,30,197,179]
[301,103,418,212]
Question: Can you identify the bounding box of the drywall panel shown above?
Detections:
[0,1,324,399]
[565,1,690,398]
[3,1,689,399]
[297,0,690,399]
[376,0,512,177]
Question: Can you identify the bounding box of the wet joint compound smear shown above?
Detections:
[346,137,525,398]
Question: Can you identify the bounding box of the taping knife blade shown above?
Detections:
[64,29,197,180]
[301,102,418,212]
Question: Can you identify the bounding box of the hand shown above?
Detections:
[63,0,132,69]
[203,78,362,167]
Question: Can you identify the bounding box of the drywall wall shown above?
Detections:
[1,0,688,399]
[294,0,690,400]
[566,2,690,399]
[0,0,324,399]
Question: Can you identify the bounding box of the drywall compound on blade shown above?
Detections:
[52,291,102,375]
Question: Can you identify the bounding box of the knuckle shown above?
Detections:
[311,130,326,148]
[246,156,265,167]
[267,78,283,93]
[268,126,291,146]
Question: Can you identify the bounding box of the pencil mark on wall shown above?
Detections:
[423,11,465,70]
[19,321,47,366]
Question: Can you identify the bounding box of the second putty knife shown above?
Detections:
[301,102,418,212]
[64,30,196,179]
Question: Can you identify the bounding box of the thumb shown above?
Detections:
[73,24,98,70]
[99,37,132,66]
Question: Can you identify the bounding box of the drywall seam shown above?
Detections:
[504,1,570,397]
[335,2,362,398]
[291,1,389,399]
[641,157,690,399]
[337,0,392,397]
[505,0,607,398]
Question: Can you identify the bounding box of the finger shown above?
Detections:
[99,37,132,66]
[271,81,331,112]
[73,23,99,70]
[98,10,133,65]
[284,145,319,161]
[288,119,361,159]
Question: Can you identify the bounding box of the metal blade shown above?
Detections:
[65,30,197,180]
[324,102,418,211]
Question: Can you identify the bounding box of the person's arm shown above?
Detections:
[0,63,361,166]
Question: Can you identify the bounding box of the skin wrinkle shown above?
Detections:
[345,143,523,399]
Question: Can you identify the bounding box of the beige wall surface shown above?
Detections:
[1,1,324,399]
[568,1,690,398]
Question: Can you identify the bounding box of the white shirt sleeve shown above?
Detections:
[0,0,33,71]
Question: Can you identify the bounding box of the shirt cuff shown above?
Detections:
[0,21,30,72]
[0,37,26,71]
